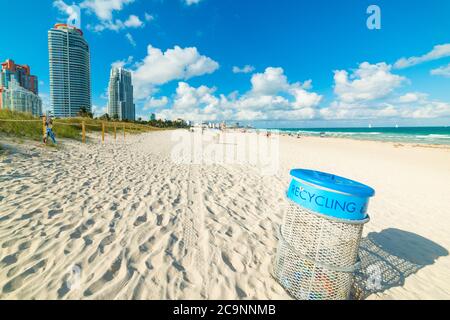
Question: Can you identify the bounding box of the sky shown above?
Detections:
[1,0,450,128]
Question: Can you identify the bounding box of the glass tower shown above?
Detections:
[108,67,135,121]
[48,24,91,118]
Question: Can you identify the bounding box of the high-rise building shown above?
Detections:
[48,23,91,118]
[0,59,39,94]
[108,67,135,121]
[0,59,42,116]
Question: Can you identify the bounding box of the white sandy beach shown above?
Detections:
[0,130,449,300]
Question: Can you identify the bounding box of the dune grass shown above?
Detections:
[57,117,158,134]
[0,109,159,143]
[0,109,80,141]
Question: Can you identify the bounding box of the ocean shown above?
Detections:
[268,127,450,146]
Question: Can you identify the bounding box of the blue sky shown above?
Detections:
[1,0,450,127]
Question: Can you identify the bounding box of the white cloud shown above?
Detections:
[78,0,146,32]
[111,56,133,68]
[232,65,255,74]
[405,101,450,119]
[80,0,135,21]
[125,48,450,123]
[398,92,427,104]
[431,63,450,77]
[125,33,136,47]
[158,67,322,121]
[235,94,290,111]
[394,44,450,69]
[144,96,169,110]
[334,62,405,103]
[39,93,51,113]
[92,104,107,116]
[322,61,450,121]
[321,91,450,120]
[144,13,154,22]
[124,14,143,28]
[250,67,290,95]
[238,68,321,119]
[156,63,450,122]
[53,0,82,28]
[160,82,230,121]
[184,0,203,5]
[53,0,74,16]
[89,14,144,32]
[131,44,219,99]
[173,82,219,111]
[289,84,322,109]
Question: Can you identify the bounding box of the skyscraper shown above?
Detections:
[48,23,91,118]
[0,59,42,116]
[108,67,135,121]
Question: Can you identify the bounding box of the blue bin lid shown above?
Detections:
[290,169,375,198]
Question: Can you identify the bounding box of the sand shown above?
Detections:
[0,130,449,300]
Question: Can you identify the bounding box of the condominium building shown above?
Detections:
[48,23,91,117]
[0,59,38,94]
[108,67,135,121]
[0,59,42,116]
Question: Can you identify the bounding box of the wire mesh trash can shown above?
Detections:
[274,169,375,300]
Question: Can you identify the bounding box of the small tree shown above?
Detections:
[99,113,110,121]
[77,107,93,118]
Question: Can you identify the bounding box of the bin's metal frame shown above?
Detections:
[273,198,370,300]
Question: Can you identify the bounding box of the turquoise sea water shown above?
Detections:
[268,127,450,145]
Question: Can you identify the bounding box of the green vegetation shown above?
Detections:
[77,106,94,119]
[0,109,184,144]
[0,109,80,141]
[136,118,190,129]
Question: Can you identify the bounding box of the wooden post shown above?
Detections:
[82,121,86,144]
[102,122,105,144]
[114,125,117,141]
[42,116,46,138]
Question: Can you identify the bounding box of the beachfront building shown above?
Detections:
[0,59,39,94]
[0,59,42,116]
[48,23,91,118]
[108,67,135,121]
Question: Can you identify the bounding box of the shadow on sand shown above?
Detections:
[351,228,448,299]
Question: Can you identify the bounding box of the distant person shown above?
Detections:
[43,116,56,144]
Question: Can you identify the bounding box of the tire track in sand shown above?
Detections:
[181,163,209,299]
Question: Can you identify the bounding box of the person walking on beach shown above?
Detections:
[43,115,56,144]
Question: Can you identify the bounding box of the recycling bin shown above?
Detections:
[274,169,375,300]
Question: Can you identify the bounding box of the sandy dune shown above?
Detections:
[0,130,449,300]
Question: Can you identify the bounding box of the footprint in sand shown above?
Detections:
[134,214,147,227]
[83,254,123,297]
[2,259,47,294]
[0,253,18,267]
[48,208,64,219]
[221,252,245,273]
